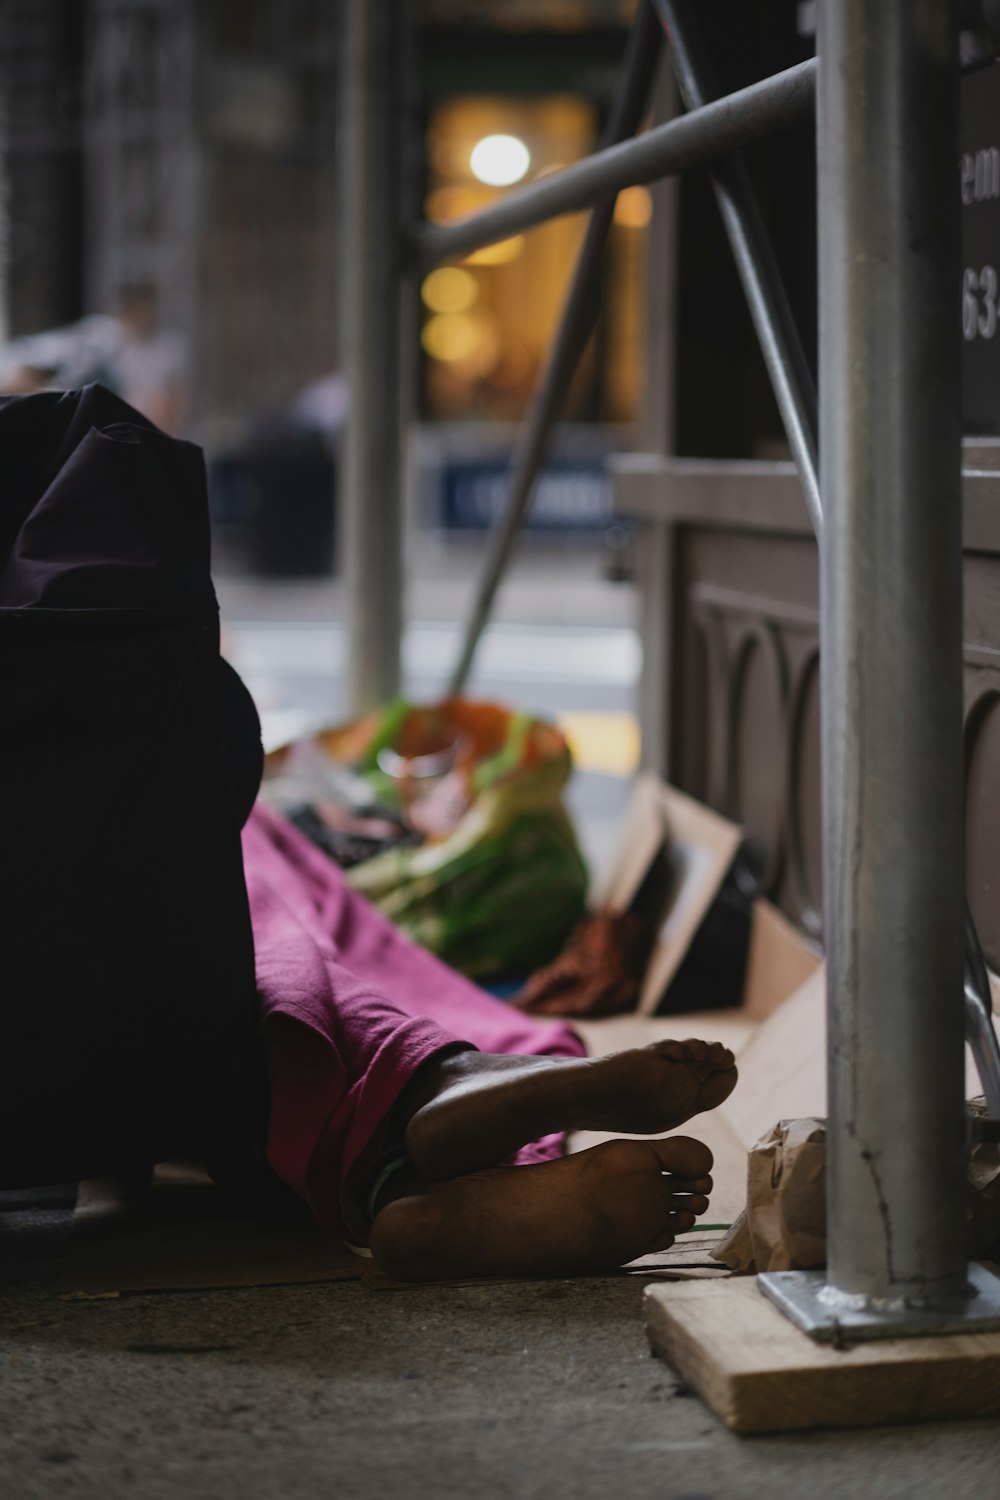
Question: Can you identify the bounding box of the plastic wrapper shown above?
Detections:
[264,697,589,980]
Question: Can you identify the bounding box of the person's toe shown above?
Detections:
[659,1040,690,1062]
[696,1063,738,1111]
[651,1134,714,1179]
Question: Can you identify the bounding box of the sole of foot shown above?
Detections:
[404,1039,737,1182]
[370,1134,714,1283]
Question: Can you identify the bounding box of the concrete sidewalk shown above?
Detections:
[3,1197,1000,1500]
[214,531,639,631]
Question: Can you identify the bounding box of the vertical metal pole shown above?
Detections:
[761,0,1000,1340]
[339,0,403,713]
[820,0,966,1305]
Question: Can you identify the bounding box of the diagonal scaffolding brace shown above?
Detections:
[445,0,664,697]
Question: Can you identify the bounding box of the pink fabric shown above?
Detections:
[242,803,585,1243]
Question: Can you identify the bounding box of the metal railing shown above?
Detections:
[339,0,1000,1339]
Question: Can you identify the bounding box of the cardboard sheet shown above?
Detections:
[741,898,821,1021]
[594,775,744,1016]
[59,1164,364,1298]
[721,961,1000,1156]
[721,967,827,1152]
[591,770,672,915]
[627,1228,731,1279]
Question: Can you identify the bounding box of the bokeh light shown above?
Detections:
[421,267,479,314]
[469,134,531,187]
[613,185,652,228]
[421,312,483,363]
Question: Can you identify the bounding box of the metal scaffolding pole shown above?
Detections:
[761,0,1000,1340]
[339,0,403,713]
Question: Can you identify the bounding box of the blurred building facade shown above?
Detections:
[2,0,340,448]
[1,0,645,450]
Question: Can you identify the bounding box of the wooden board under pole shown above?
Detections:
[645,1276,1000,1435]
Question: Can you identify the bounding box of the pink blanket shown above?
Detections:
[242,804,585,1243]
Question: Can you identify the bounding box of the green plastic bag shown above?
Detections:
[308,698,589,979]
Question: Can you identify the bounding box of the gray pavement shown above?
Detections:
[215,533,640,735]
[4,1216,1000,1500]
[214,531,639,632]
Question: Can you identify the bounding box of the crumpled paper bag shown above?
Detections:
[713,1103,1000,1274]
[713,1117,826,1274]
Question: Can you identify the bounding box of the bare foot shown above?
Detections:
[402,1039,737,1181]
[370,1135,714,1282]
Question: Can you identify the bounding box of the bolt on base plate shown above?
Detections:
[758,1263,1000,1344]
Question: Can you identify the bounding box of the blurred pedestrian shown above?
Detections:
[0,280,188,432]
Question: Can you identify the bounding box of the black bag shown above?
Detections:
[0,385,266,1188]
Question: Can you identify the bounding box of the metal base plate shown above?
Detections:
[759,1263,1000,1344]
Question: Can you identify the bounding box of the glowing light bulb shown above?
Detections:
[469,134,530,187]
